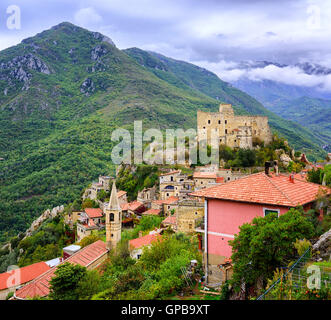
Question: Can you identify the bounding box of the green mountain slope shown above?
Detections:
[0,22,326,242]
[124,48,326,157]
[266,96,331,146]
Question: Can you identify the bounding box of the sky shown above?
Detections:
[1,0,331,89]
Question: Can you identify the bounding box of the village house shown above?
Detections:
[129,232,162,259]
[142,208,161,216]
[12,183,123,300]
[64,211,81,228]
[197,103,272,149]
[193,172,218,190]
[161,215,177,231]
[82,176,113,200]
[176,200,205,233]
[121,201,146,217]
[13,240,109,300]
[76,208,103,242]
[191,168,331,285]
[159,170,194,200]
[117,190,128,206]
[137,186,157,208]
[0,262,51,300]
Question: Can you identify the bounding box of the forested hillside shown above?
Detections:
[0,22,326,242]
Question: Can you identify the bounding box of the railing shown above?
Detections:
[257,247,311,300]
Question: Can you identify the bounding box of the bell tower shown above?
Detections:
[105,181,122,251]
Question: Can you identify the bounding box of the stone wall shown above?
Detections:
[197,104,272,149]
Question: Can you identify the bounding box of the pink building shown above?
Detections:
[191,172,330,284]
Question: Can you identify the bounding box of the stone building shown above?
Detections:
[197,103,272,149]
[104,182,122,251]
[176,200,204,233]
[137,186,157,208]
[159,170,194,200]
[82,176,113,200]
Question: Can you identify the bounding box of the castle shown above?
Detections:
[197,103,272,149]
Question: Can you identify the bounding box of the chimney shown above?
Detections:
[265,161,271,175]
[138,231,143,238]
[274,160,279,176]
[289,173,295,183]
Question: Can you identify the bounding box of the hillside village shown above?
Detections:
[0,105,331,300]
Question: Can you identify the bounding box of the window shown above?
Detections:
[170,176,173,181]
[137,254,141,259]
[208,120,211,124]
[225,129,228,134]
[203,126,206,129]
[263,208,280,217]
[225,120,227,124]
[218,120,221,124]
[110,213,114,221]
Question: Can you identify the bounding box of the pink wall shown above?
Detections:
[207,199,290,258]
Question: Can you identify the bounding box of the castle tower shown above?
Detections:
[105,181,122,251]
[219,103,234,115]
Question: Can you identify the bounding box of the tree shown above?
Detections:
[76,270,101,300]
[49,262,87,300]
[229,208,314,293]
[78,234,100,248]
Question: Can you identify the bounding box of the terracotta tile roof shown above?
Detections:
[162,215,177,225]
[129,233,162,249]
[142,209,161,216]
[152,199,165,206]
[160,170,181,176]
[0,262,50,291]
[117,190,127,198]
[84,208,103,218]
[121,201,144,212]
[216,177,225,183]
[190,172,330,207]
[163,196,179,205]
[14,240,108,299]
[193,172,217,179]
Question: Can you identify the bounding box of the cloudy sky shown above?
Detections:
[1,0,331,89]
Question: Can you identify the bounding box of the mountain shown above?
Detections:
[124,48,326,153]
[0,22,326,242]
[266,96,331,148]
[231,61,331,149]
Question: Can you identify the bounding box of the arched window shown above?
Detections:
[110,213,114,221]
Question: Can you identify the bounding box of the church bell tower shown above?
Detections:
[105,181,122,251]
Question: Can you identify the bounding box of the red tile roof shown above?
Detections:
[129,233,162,249]
[117,190,127,198]
[121,200,144,212]
[142,209,161,216]
[84,208,103,218]
[162,215,177,225]
[163,196,179,205]
[190,172,330,207]
[160,170,181,176]
[14,240,108,299]
[216,177,225,183]
[193,172,217,179]
[0,262,50,291]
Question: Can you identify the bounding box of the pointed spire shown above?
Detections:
[108,181,121,211]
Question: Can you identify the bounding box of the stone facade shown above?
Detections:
[197,103,272,149]
[176,200,204,233]
[137,186,157,208]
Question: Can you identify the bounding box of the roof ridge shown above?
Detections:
[264,173,296,206]
[15,240,106,296]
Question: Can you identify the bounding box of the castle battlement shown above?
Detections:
[197,103,272,149]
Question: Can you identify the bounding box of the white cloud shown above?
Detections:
[74,7,103,28]
[194,61,331,92]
